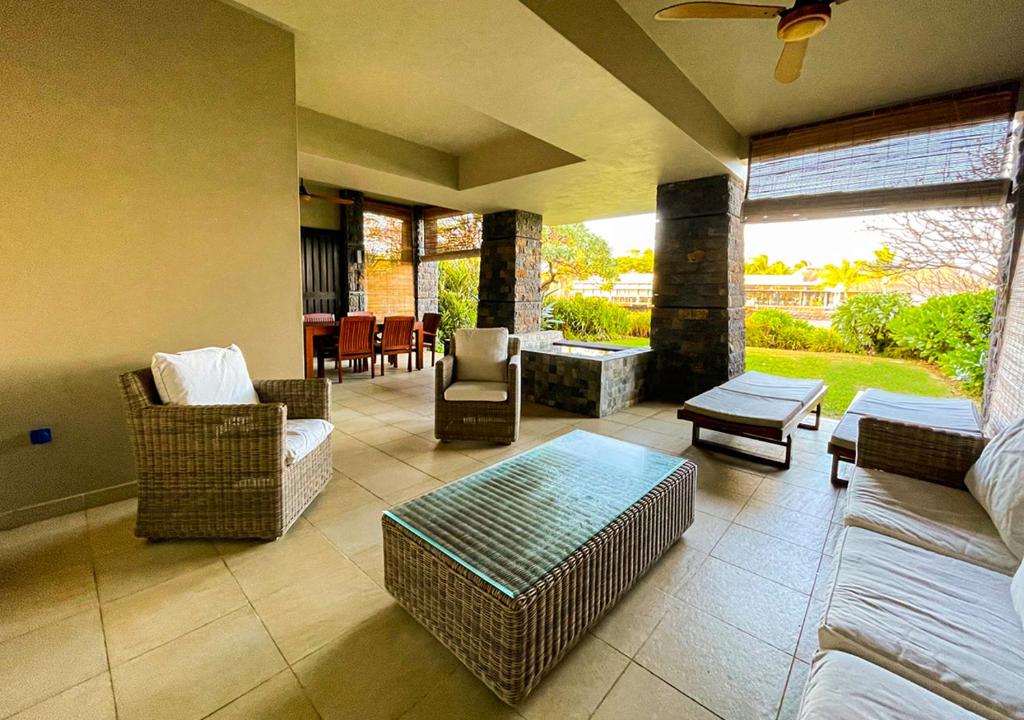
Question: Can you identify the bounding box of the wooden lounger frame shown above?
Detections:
[677,384,828,470]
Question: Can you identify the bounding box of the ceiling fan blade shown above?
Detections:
[307,193,354,206]
[655,2,786,20]
[774,39,808,83]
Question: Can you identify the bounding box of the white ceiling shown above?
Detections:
[230,0,1024,223]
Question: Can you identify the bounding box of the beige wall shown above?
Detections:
[0,0,301,515]
[299,181,343,230]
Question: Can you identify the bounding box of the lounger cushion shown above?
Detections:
[454,328,509,383]
[965,416,1024,559]
[684,387,802,429]
[798,651,983,720]
[820,527,1024,720]
[830,390,982,451]
[285,419,333,465]
[846,468,1018,575]
[1013,563,1024,627]
[725,370,824,405]
[444,381,508,403]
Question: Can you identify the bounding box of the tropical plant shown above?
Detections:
[831,293,912,354]
[746,310,847,352]
[616,248,655,274]
[437,258,479,344]
[541,224,618,297]
[744,255,808,276]
[550,296,630,340]
[627,309,651,338]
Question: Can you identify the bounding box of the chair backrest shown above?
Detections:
[381,316,415,352]
[421,312,441,336]
[452,328,511,382]
[338,315,375,356]
[303,313,335,325]
[347,311,374,317]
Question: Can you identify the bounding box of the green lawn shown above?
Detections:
[745,347,963,417]
[605,337,963,417]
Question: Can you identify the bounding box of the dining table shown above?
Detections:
[303,320,424,379]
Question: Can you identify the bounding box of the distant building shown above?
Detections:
[572,272,653,309]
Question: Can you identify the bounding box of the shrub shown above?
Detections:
[627,309,651,338]
[832,293,911,354]
[437,258,479,344]
[746,309,847,352]
[551,296,631,340]
[889,290,995,395]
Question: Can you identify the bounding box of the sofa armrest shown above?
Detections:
[135,403,286,477]
[253,378,330,420]
[436,355,455,398]
[856,417,986,488]
[507,354,521,401]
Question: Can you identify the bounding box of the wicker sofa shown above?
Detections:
[435,329,521,445]
[119,368,333,540]
[798,417,1024,720]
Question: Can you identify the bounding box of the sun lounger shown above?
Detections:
[828,389,983,485]
[677,371,827,469]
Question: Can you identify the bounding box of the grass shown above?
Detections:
[604,337,963,417]
[745,347,963,417]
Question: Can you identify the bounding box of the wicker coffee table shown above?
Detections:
[382,429,696,704]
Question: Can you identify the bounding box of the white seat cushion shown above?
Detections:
[684,386,802,429]
[1013,563,1024,627]
[820,527,1024,720]
[798,651,984,720]
[151,344,259,406]
[725,371,824,405]
[966,416,1024,559]
[454,328,508,382]
[830,389,982,451]
[443,381,508,403]
[285,419,333,465]
[846,468,1018,575]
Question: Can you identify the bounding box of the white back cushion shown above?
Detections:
[151,345,259,406]
[966,416,1024,559]
[454,328,509,383]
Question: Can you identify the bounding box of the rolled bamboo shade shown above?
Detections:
[422,209,482,260]
[746,82,1018,216]
[364,207,415,318]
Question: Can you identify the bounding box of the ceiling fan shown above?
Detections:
[654,0,851,84]
[299,179,354,206]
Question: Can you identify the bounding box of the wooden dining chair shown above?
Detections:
[334,315,376,383]
[377,316,415,375]
[421,312,441,366]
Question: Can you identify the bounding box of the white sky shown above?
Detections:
[584,212,889,266]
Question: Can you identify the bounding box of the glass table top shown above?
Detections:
[384,430,686,598]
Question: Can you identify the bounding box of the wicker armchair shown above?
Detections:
[118,368,333,540]
[435,334,521,444]
[855,417,988,488]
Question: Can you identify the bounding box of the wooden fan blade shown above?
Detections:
[774,39,808,83]
[301,191,354,206]
[655,2,785,20]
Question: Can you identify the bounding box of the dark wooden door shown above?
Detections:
[301,227,344,315]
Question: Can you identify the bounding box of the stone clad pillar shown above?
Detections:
[650,175,745,400]
[339,190,366,313]
[477,209,543,333]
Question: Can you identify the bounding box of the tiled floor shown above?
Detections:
[0,367,847,720]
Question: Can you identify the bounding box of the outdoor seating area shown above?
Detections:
[4,1,1024,719]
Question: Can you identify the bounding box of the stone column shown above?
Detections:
[477,209,543,333]
[650,175,745,401]
[340,190,366,312]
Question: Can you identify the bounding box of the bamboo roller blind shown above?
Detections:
[422,209,483,260]
[746,83,1019,214]
[364,201,415,318]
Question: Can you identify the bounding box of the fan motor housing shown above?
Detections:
[777,3,831,42]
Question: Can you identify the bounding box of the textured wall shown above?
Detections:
[477,210,543,333]
[0,0,299,520]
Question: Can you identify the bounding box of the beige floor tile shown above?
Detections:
[206,670,319,720]
[391,416,435,435]
[644,540,709,597]
[111,606,285,720]
[637,601,791,720]
[337,415,387,434]
[0,512,91,584]
[353,459,434,499]
[591,575,674,657]
[711,525,820,594]
[0,608,108,718]
[812,553,834,601]
[380,478,444,504]
[795,596,825,663]
[308,499,388,556]
[823,523,842,557]
[357,425,415,447]
[684,510,731,552]
[85,499,138,558]
[752,478,839,519]
[376,433,439,460]
[335,446,395,479]
[9,672,115,720]
[293,604,459,720]
[303,475,379,523]
[734,500,831,551]
[402,451,485,482]
[93,539,220,603]
[216,519,351,601]
[694,482,753,522]
[778,660,810,720]
[103,561,246,665]
[251,560,393,663]
[0,561,96,643]
[572,418,627,436]
[769,464,834,492]
[400,664,523,720]
[518,635,628,720]
[592,662,718,720]
[674,557,810,653]
[350,542,386,587]
[634,416,683,437]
